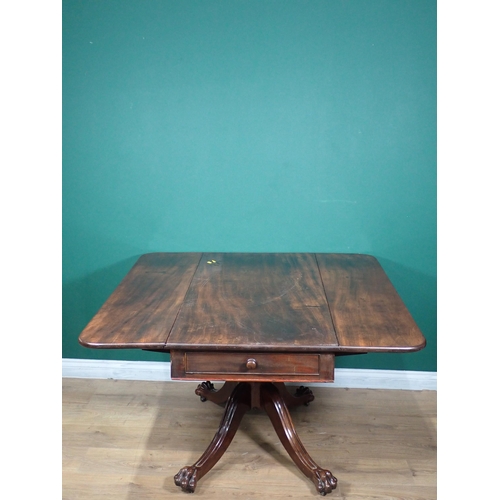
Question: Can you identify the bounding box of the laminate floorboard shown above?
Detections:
[63,378,436,499]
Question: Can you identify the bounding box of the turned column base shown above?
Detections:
[174,381,337,496]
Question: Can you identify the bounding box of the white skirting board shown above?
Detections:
[62,358,436,391]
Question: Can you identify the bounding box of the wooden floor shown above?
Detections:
[63,379,436,499]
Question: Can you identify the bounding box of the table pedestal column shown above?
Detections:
[174,381,337,496]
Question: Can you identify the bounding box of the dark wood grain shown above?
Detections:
[170,350,334,382]
[78,253,201,349]
[78,252,426,354]
[261,383,337,495]
[174,382,337,494]
[166,253,339,352]
[77,252,427,497]
[315,253,426,352]
[174,382,252,493]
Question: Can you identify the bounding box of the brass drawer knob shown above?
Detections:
[246,358,257,370]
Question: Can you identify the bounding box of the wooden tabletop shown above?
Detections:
[78,253,425,354]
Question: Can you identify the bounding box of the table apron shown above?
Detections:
[170,350,335,382]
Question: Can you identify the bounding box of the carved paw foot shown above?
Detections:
[174,466,199,493]
[294,385,315,406]
[312,468,337,496]
[195,381,215,402]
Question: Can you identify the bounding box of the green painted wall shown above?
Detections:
[63,0,436,371]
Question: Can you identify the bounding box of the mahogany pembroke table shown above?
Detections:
[78,252,426,495]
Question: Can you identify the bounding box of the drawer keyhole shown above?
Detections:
[246,358,257,370]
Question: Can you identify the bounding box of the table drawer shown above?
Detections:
[170,351,334,382]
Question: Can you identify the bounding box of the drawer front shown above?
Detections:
[170,351,334,382]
